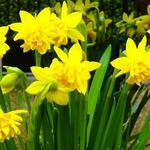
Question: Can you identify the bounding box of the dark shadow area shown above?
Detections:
[2,39,34,72]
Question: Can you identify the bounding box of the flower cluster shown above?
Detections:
[26,43,100,105]
[0,108,27,142]
[111,36,150,85]
[10,2,84,54]
[116,5,150,37]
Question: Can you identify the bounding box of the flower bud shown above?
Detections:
[0,72,19,94]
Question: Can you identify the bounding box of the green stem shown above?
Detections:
[22,75,31,113]
[0,88,7,112]
[5,139,17,150]
[17,92,24,109]
[79,94,87,150]
[24,92,31,113]
[0,143,7,150]
[18,135,25,150]
[4,94,12,111]
[35,51,41,67]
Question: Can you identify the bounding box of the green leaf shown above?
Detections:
[87,44,112,145]
[113,83,129,149]
[28,83,52,150]
[56,105,73,150]
[92,69,117,150]
[42,100,54,150]
[100,100,116,149]
[68,92,87,150]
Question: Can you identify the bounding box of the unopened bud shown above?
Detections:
[0,73,19,94]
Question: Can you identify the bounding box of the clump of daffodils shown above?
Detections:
[116,5,150,37]
[26,43,100,105]
[10,2,84,54]
[116,12,136,37]
[0,108,27,142]
[136,5,150,33]
[111,36,150,85]
[0,26,10,58]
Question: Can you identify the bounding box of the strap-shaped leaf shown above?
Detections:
[87,45,111,145]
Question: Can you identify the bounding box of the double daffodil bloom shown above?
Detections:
[0,108,27,142]
[75,0,98,14]
[53,1,84,45]
[54,43,100,94]
[135,5,150,34]
[10,8,55,54]
[0,26,10,58]
[111,36,150,85]
[26,66,71,105]
[116,12,136,37]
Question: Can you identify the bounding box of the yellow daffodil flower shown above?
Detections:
[54,0,75,16]
[116,12,136,37]
[135,5,150,34]
[0,26,10,58]
[53,1,84,45]
[99,11,112,32]
[54,43,100,94]
[10,8,55,54]
[0,108,27,143]
[111,36,150,85]
[75,0,98,14]
[87,22,96,41]
[26,66,71,105]
[87,11,112,36]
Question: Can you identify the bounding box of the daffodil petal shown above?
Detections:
[30,66,51,82]
[36,7,51,26]
[76,75,87,94]
[81,61,101,71]
[61,1,68,20]
[9,23,22,32]
[68,43,82,63]
[126,38,137,56]
[65,12,82,28]
[47,90,69,105]
[54,46,68,63]
[68,29,85,42]
[123,12,128,22]
[2,126,9,136]
[26,81,45,95]
[0,26,8,36]
[111,57,130,77]
[138,35,147,52]
[19,10,35,24]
